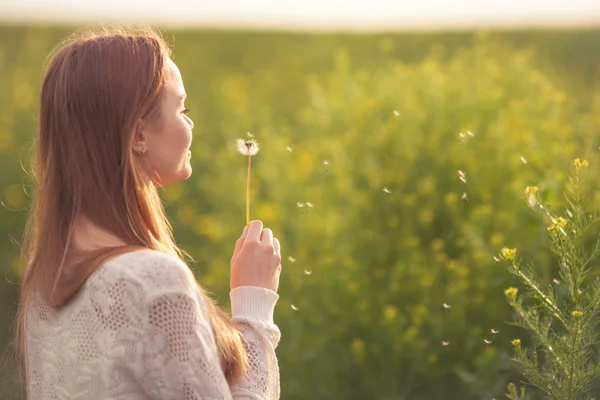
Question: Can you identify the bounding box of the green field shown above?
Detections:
[0,25,599,399]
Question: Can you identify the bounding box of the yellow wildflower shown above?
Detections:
[500,248,517,262]
[547,217,568,233]
[524,186,539,196]
[573,158,589,169]
[504,287,518,299]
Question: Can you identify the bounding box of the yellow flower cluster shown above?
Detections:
[573,158,589,169]
[504,287,518,299]
[500,248,517,262]
[547,217,568,233]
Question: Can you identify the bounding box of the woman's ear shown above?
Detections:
[132,120,148,153]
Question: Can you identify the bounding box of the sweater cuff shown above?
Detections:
[230,286,279,323]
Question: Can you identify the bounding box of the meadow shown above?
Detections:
[0,25,599,399]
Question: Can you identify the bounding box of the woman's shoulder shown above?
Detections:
[95,249,198,297]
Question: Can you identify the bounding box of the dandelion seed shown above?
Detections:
[520,156,527,164]
[484,339,492,345]
[491,329,499,337]
[304,270,312,275]
[493,255,501,262]
[553,278,560,285]
[323,160,330,166]
[291,305,299,311]
[459,131,475,142]
[286,146,293,152]
[567,210,574,218]
[297,202,304,208]
[393,110,400,116]
[461,192,468,201]
[441,341,450,351]
[306,202,314,208]
[246,132,254,138]
[288,256,296,263]
[383,187,391,194]
[443,303,451,309]
[458,170,467,184]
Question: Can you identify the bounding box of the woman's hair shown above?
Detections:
[12,26,248,391]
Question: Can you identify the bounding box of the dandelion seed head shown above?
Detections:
[491,329,499,334]
[323,160,330,166]
[441,341,450,347]
[296,202,304,208]
[304,269,312,275]
[236,138,259,156]
[286,146,293,152]
[288,256,296,263]
[291,305,299,311]
[383,187,392,194]
[484,339,492,345]
[461,192,468,200]
[306,202,314,208]
[393,110,400,116]
[443,303,451,309]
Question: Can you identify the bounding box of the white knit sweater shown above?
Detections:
[25,250,281,399]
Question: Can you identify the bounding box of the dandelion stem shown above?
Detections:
[246,154,251,226]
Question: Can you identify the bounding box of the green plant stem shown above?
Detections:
[514,268,568,329]
[567,324,578,400]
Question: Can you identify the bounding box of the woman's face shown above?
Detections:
[138,58,194,187]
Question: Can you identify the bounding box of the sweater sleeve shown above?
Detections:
[230,287,281,399]
[129,252,281,400]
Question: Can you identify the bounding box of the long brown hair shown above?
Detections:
[12,26,248,393]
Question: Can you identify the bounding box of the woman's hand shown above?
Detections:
[230,220,282,292]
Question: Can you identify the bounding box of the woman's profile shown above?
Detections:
[12,26,282,399]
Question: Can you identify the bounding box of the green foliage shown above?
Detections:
[0,25,599,400]
[506,382,529,400]
[502,160,600,399]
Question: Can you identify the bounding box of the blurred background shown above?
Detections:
[0,1,600,399]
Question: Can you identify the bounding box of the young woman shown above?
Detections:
[13,27,282,399]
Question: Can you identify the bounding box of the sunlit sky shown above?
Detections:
[1,0,600,31]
